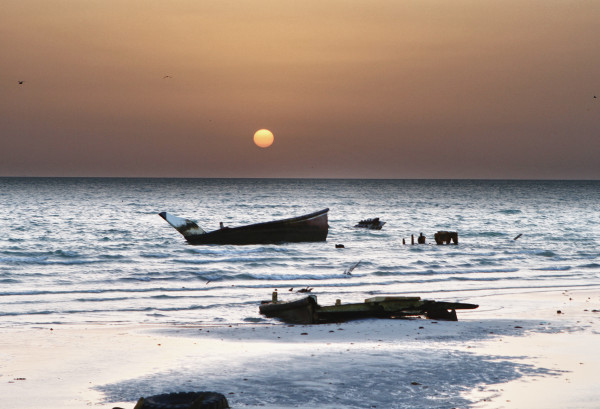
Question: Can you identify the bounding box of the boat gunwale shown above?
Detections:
[215,207,329,233]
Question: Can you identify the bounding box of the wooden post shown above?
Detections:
[411,234,414,245]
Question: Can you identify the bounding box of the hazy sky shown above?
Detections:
[2,0,599,179]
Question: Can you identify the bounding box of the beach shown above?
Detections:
[2,287,599,409]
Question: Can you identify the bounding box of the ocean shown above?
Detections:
[1,178,598,327]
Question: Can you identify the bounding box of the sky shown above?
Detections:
[1,0,599,179]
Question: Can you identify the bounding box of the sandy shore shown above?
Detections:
[1,288,599,409]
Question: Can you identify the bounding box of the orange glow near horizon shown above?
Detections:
[1,1,599,178]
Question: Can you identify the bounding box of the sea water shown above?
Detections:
[0,178,598,327]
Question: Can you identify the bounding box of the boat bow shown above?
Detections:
[158,212,206,238]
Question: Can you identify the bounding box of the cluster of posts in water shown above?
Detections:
[353,218,458,246]
[402,231,459,245]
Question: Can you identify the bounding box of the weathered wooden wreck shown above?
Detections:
[259,293,478,324]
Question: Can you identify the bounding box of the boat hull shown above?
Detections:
[259,296,319,324]
[160,208,329,245]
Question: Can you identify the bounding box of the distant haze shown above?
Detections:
[2,1,599,179]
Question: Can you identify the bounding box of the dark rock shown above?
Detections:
[434,231,458,245]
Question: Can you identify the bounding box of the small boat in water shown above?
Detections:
[159,208,329,245]
[354,217,385,230]
[259,293,478,324]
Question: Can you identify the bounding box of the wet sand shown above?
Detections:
[1,288,599,409]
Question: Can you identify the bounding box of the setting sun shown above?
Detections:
[253,129,274,148]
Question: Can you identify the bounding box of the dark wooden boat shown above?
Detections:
[354,217,385,230]
[159,208,329,245]
[259,293,478,324]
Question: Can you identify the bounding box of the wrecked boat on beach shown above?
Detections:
[259,293,478,324]
[159,208,329,245]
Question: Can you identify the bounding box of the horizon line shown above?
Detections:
[1,175,598,182]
